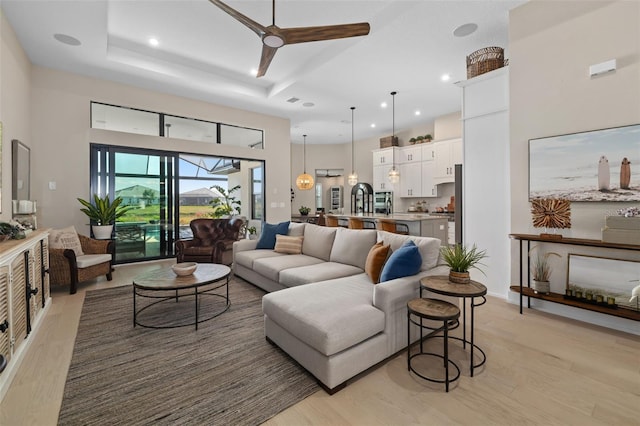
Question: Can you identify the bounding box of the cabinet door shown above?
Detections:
[399,145,421,164]
[399,163,421,197]
[421,144,435,162]
[373,165,394,191]
[372,147,396,166]
[10,255,27,353]
[434,141,451,180]
[0,267,10,367]
[421,161,438,197]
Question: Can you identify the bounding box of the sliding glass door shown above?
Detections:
[90,144,265,264]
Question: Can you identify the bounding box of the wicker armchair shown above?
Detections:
[175,218,244,266]
[49,234,114,294]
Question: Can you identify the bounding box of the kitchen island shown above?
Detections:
[333,213,449,244]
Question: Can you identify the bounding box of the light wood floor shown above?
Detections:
[1,260,638,425]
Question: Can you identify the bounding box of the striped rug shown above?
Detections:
[58,277,320,425]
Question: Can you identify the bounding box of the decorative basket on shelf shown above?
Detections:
[466,46,506,79]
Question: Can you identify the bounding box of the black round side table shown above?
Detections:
[407,298,461,392]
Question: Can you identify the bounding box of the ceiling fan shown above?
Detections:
[209,0,370,77]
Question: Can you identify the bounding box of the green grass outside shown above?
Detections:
[119,205,213,225]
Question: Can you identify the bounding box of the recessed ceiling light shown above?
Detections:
[149,38,159,47]
[302,102,315,107]
[453,23,478,38]
[251,69,259,76]
[370,123,376,128]
[441,74,451,81]
[53,33,81,46]
[415,110,421,116]
[380,102,387,108]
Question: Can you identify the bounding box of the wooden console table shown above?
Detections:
[509,234,640,321]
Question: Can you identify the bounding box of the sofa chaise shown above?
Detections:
[233,222,449,393]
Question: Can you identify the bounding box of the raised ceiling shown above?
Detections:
[1,0,526,144]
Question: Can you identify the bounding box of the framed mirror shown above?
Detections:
[12,139,30,200]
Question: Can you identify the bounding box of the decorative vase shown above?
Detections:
[92,224,114,240]
[532,279,550,294]
[449,270,470,284]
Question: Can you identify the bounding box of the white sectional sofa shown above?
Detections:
[233,222,449,393]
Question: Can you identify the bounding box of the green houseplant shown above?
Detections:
[78,194,134,239]
[299,206,311,215]
[424,134,433,142]
[409,137,417,145]
[416,135,425,143]
[440,244,487,284]
[210,185,241,218]
[529,248,561,294]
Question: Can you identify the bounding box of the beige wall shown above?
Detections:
[0,10,32,220]
[509,0,639,332]
[29,67,291,234]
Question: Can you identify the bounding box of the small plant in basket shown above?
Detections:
[440,244,487,284]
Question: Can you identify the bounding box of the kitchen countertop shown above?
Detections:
[333,213,449,222]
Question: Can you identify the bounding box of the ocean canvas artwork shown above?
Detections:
[529,124,640,202]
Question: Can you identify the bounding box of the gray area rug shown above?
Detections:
[58,277,319,425]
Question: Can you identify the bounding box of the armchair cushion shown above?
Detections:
[75,254,113,268]
[49,226,84,256]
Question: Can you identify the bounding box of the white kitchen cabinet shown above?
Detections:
[421,144,435,162]
[373,165,395,191]
[398,145,421,163]
[434,138,462,183]
[421,160,438,197]
[372,147,398,166]
[399,162,422,197]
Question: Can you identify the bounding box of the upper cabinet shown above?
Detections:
[434,138,462,183]
[372,148,399,191]
[398,145,422,164]
[372,147,398,166]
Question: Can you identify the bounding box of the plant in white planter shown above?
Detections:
[529,247,561,294]
[78,194,134,239]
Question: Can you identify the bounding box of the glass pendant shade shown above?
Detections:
[347,172,358,186]
[296,134,314,190]
[388,167,400,183]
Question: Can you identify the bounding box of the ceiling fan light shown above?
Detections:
[263,35,284,48]
[296,173,314,190]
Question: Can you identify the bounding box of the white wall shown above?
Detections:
[29,67,291,235]
[0,10,32,220]
[509,0,640,333]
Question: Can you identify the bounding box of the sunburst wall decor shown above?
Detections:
[531,198,571,235]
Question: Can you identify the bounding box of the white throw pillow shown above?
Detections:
[49,226,84,256]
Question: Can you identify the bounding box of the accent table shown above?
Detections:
[133,263,231,330]
[420,275,487,377]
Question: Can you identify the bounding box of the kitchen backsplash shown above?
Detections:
[394,182,455,213]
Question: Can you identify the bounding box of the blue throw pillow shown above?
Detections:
[379,240,422,282]
[256,221,290,250]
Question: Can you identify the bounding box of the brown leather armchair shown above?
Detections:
[175,218,244,265]
[49,234,114,294]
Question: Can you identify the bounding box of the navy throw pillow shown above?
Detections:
[379,240,422,282]
[256,221,290,249]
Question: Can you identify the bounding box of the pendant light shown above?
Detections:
[347,106,358,186]
[296,134,314,190]
[388,91,400,183]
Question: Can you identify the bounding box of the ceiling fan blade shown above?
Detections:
[256,45,279,78]
[280,22,370,45]
[208,0,266,38]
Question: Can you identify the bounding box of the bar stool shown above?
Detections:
[407,298,461,392]
[378,219,409,235]
[348,217,365,229]
[325,215,339,227]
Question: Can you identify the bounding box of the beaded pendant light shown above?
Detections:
[295,134,314,190]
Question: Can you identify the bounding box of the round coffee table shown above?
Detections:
[133,263,231,330]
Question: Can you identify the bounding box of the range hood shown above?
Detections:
[316,169,343,177]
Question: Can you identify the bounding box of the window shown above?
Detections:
[251,166,264,220]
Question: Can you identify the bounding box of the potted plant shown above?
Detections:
[78,194,134,239]
[416,135,425,144]
[440,244,487,284]
[0,221,26,241]
[409,137,417,145]
[424,134,433,142]
[210,185,241,218]
[247,226,258,240]
[299,206,311,216]
[529,248,561,294]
